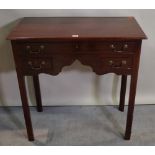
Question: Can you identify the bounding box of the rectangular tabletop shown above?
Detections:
[7,17,147,41]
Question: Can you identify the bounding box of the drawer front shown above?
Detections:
[103,57,133,70]
[17,42,75,56]
[77,41,138,53]
[102,58,133,74]
[77,54,134,75]
[18,58,53,74]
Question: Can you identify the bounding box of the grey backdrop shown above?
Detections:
[0,9,153,106]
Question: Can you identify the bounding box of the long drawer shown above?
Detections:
[14,41,139,57]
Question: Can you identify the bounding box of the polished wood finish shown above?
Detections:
[8,17,146,141]
[16,73,34,141]
[119,75,127,112]
[33,75,43,112]
[125,41,142,139]
[8,17,146,40]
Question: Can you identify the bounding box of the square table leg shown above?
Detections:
[124,73,138,140]
[119,75,127,112]
[17,73,34,141]
[33,75,43,112]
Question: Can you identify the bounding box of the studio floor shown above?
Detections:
[0,105,155,146]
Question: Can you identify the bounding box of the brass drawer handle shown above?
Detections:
[108,60,121,68]
[110,44,128,53]
[108,60,127,68]
[28,61,46,70]
[26,45,45,54]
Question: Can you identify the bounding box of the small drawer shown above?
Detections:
[103,57,133,70]
[19,58,52,73]
[106,42,138,53]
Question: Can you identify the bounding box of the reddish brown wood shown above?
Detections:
[33,75,43,112]
[124,41,142,140]
[119,75,127,112]
[16,73,34,141]
[7,17,146,41]
[8,17,146,141]
[12,41,137,76]
[14,41,139,56]
[125,75,137,140]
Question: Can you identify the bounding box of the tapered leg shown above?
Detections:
[33,75,43,112]
[17,73,34,141]
[119,75,127,112]
[124,74,138,140]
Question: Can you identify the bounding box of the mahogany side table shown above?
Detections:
[7,17,147,141]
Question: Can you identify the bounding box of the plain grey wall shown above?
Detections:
[0,9,153,106]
